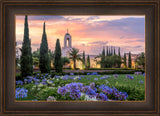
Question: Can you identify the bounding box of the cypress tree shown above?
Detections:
[87,55,90,68]
[82,51,85,69]
[114,47,116,55]
[54,39,62,73]
[123,53,127,68]
[20,15,33,78]
[118,47,121,56]
[128,52,132,68]
[117,47,122,68]
[111,46,113,56]
[109,47,111,56]
[106,46,108,56]
[39,22,50,73]
[101,47,105,68]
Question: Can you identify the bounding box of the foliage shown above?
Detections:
[33,57,39,67]
[123,53,127,68]
[20,15,33,78]
[82,51,86,69]
[54,39,62,73]
[104,55,122,68]
[100,47,105,68]
[135,52,145,69]
[69,48,81,69]
[32,49,40,58]
[39,22,50,73]
[87,55,90,69]
[61,57,70,65]
[128,52,132,68]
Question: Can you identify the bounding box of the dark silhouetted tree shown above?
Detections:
[39,22,50,73]
[101,47,105,68]
[123,53,127,68]
[20,15,33,78]
[54,39,62,73]
[87,55,90,68]
[82,51,85,69]
[128,52,132,68]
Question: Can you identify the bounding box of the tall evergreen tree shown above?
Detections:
[123,53,127,68]
[111,46,113,56]
[54,39,62,73]
[39,22,50,73]
[106,46,108,56]
[118,47,121,56]
[87,55,90,68]
[114,47,116,55]
[117,47,121,68]
[109,47,111,56]
[128,52,132,68]
[101,47,105,68]
[82,51,85,69]
[20,15,33,78]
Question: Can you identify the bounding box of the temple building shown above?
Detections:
[62,29,73,57]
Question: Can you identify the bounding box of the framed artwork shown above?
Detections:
[0,0,160,115]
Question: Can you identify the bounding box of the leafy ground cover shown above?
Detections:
[15,73,145,101]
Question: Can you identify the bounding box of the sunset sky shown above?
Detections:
[16,15,145,55]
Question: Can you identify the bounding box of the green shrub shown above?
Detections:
[36,87,59,100]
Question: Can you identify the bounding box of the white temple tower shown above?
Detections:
[62,29,73,57]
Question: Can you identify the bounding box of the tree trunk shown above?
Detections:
[74,59,76,69]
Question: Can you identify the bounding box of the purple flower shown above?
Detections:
[94,78,98,81]
[82,86,97,98]
[54,75,61,78]
[41,81,47,85]
[100,76,110,80]
[27,76,33,79]
[69,89,81,100]
[139,80,144,84]
[16,80,23,85]
[143,73,145,76]
[80,75,85,78]
[113,74,119,78]
[96,92,108,101]
[69,76,75,80]
[27,79,32,83]
[57,86,67,95]
[134,72,142,75]
[91,72,98,75]
[90,82,95,89]
[15,87,28,99]
[70,73,74,75]
[126,75,134,80]
[35,82,39,85]
[24,79,28,83]
[42,79,47,82]
[63,75,68,80]
[50,80,53,83]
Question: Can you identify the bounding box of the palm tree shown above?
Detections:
[69,48,81,69]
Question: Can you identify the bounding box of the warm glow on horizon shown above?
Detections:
[16,15,145,55]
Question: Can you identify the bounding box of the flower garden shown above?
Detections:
[15,72,145,101]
